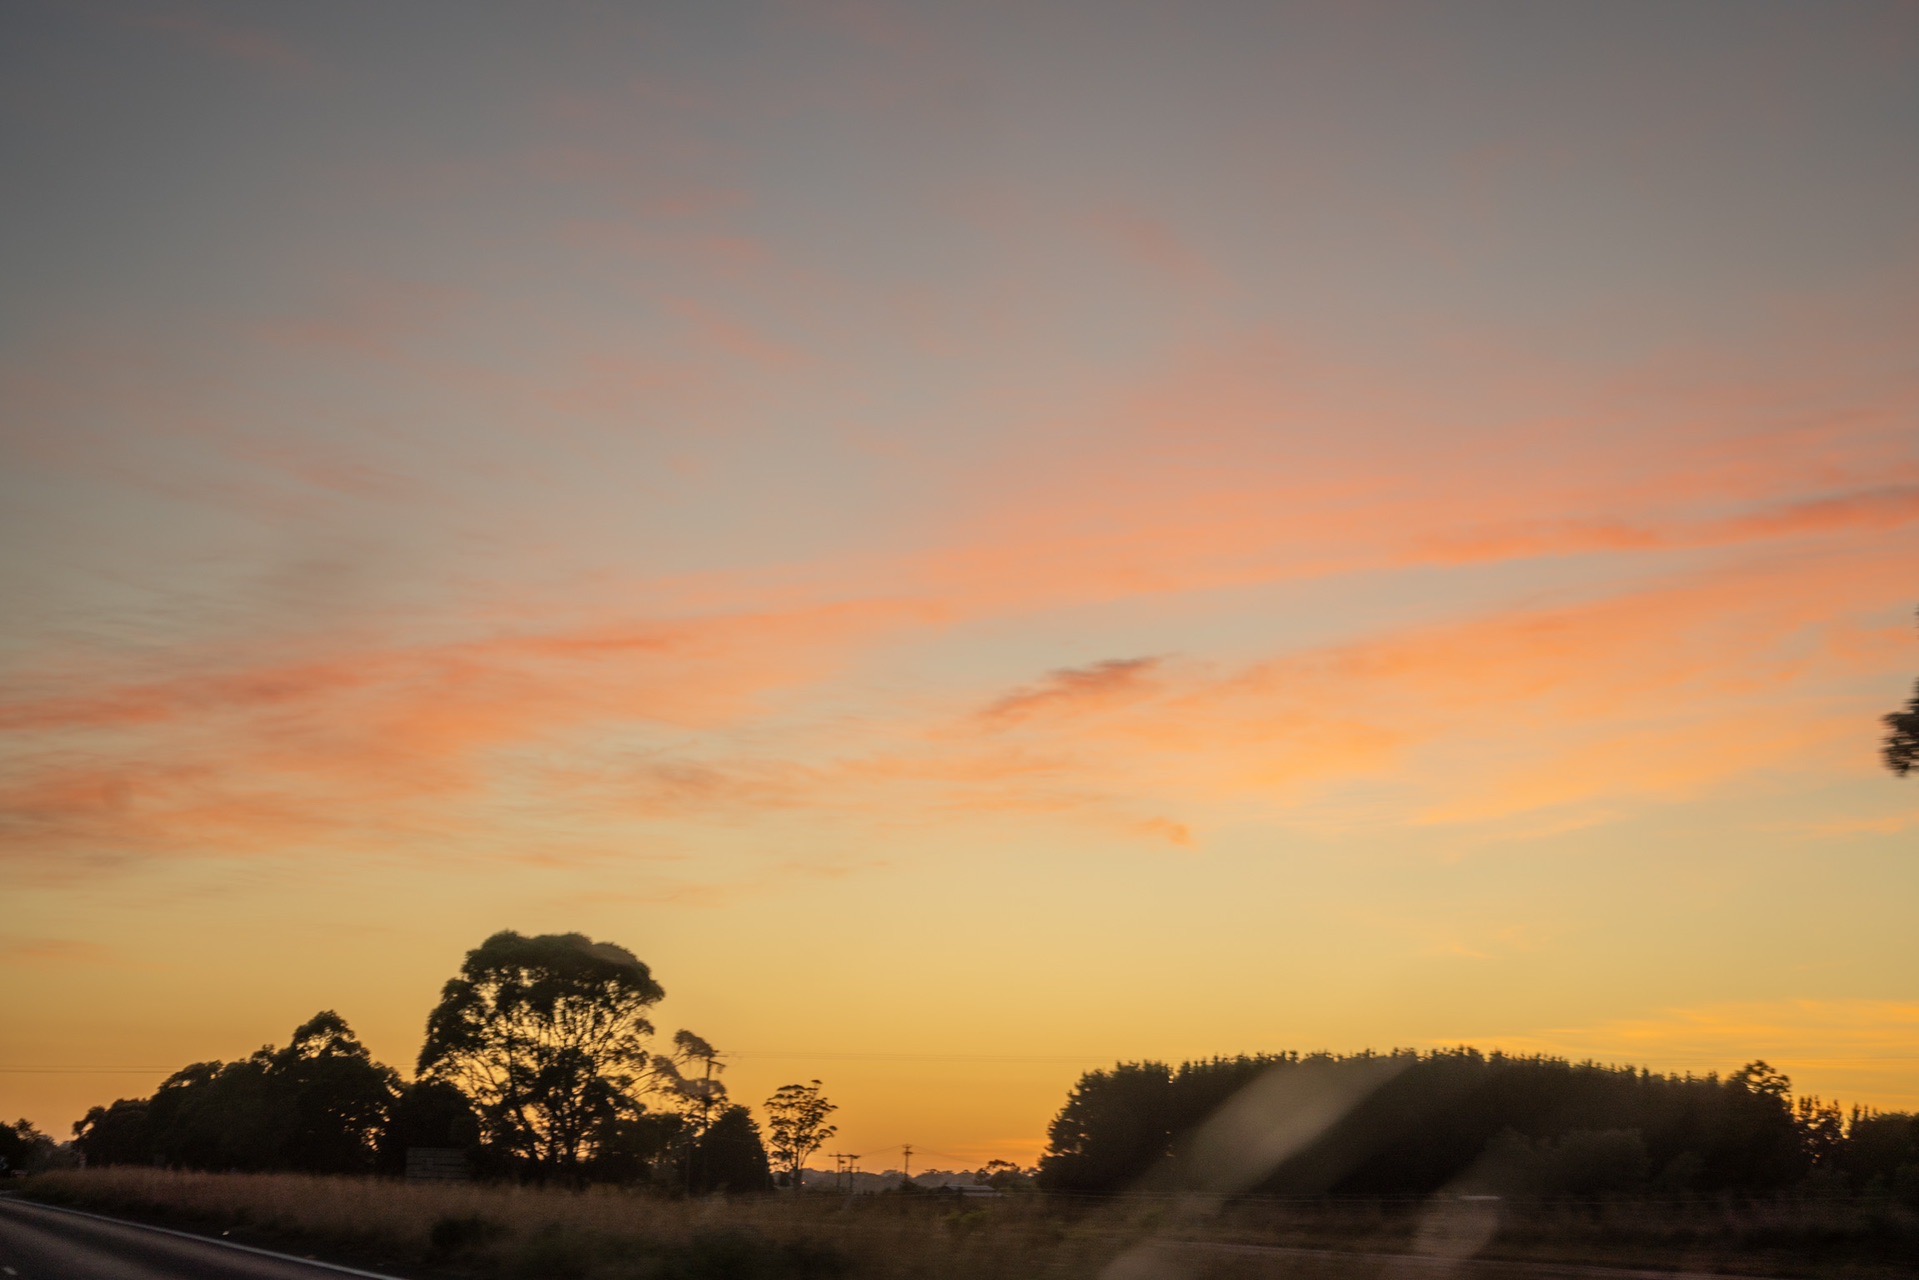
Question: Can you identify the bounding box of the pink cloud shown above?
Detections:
[0,599,929,871]
[709,545,1914,839]
[5,515,1908,873]
[4,285,1913,875]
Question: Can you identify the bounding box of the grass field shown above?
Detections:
[14,1168,1918,1279]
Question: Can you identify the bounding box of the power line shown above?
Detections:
[0,1067,178,1074]
[725,1049,1132,1066]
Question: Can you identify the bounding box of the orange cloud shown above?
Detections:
[745,545,1913,839]
[0,599,929,872]
[11,530,1903,876]
[980,657,1161,724]
[5,298,1915,879]
[1133,816,1195,848]
[1424,484,1919,567]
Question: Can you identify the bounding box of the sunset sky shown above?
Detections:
[3,1,1917,1166]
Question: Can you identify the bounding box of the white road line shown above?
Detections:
[0,1196,405,1279]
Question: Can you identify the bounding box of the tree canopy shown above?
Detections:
[1037,1049,1913,1197]
[416,930,666,1180]
[694,1104,775,1193]
[0,1119,56,1175]
[71,1011,397,1174]
[764,1080,837,1188]
[274,1011,404,1173]
[64,934,760,1193]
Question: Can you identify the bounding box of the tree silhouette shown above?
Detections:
[1038,1060,1174,1192]
[379,1078,478,1174]
[0,1120,54,1175]
[653,1028,728,1190]
[1886,683,1918,776]
[763,1080,837,1189]
[71,1099,151,1167]
[1886,608,1919,776]
[70,1012,398,1174]
[694,1104,775,1193]
[418,931,666,1181]
[150,1055,285,1171]
[976,1158,1033,1190]
[654,1030,727,1131]
[1036,1050,1871,1196]
[274,1011,401,1173]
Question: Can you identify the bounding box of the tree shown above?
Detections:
[273,1011,400,1173]
[590,1112,686,1186]
[1037,1061,1174,1192]
[652,1029,729,1191]
[694,1104,774,1193]
[417,930,666,1181]
[764,1080,837,1189]
[976,1158,1033,1191]
[76,1013,398,1174]
[72,1099,152,1168]
[1476,1128,1650,1195]
[1710,1060,1809,1189]
[665,1030,727,1129]
[379,1079,480,1175]
[0,1120,55,1175]
[150,1055,285,1171]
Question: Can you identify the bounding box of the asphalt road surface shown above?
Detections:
[0,1196,403,1280]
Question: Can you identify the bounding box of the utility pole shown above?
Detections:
[901,1144,913,1188]
[681,1043,723,1195]
[698,1053,716,1134]
[695,1051,714,1194]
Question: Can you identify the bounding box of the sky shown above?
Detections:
[2,0,1917,1166]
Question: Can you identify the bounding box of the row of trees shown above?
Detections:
[70,1011,405,1175]
[66,932,842,1191]
[1038,1049,1919,1198]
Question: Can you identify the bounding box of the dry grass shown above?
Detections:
[16,1168,1141,1279]
[15,1169,1917,1279]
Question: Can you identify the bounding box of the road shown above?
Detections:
[0,1196,404,1280]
